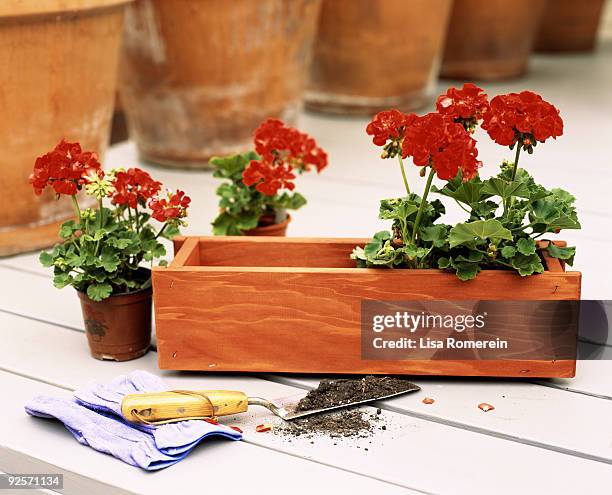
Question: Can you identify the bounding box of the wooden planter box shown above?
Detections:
[153,237,581,378]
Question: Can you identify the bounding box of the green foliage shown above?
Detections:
[41,204,179,301]
[210,152,307,235]
[354,162,580,281]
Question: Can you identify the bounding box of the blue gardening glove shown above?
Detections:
[74,370,241,456]
[25,371,242,470]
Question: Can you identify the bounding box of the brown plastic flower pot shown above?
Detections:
[0,0,132,257]
[441,0,546,81]
[306,0,452,115]
[119,0,321,169]
[77,276,152,362]
[244,214,291,237]
[535,0,605,53]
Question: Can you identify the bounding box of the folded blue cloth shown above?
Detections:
[25,371,242,470]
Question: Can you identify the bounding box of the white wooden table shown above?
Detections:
[2,45,612,494]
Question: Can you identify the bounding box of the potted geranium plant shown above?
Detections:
[352,83,580,279]
[211,119,328,236]
[30,140,190,361]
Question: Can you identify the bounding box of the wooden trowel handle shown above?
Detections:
[121,390,249,424]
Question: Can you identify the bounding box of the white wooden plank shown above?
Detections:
[2,313,612,495]
[0,371,410,495]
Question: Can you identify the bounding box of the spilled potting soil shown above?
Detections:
[276,408,384,439]
[274,376,419,440]
[295,375,420,412]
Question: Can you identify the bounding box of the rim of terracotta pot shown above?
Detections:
[0,0,133,19]
[76,267,152,305]
[247,214,292,235]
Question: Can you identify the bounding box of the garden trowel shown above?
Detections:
[121,383,420,425]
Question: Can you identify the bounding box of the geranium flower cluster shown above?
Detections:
[111,167,161,209]
[482,91,563,149]
[367,108,481,181]
[367,84,563,182]
[29,140,102,196]
[403,113,482,181]
[436,83,490,132]
[149,190,191,222]
[30,140,190,226]
[242,119,328,196]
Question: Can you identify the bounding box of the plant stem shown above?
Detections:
[155,223,167,240]
[411,167,435,244]
[97,198,104,230]
[510,142,522,181]
[397,154,411,196]
[71,195,81,219]
[454,199,472,215]
[135,205,140,233]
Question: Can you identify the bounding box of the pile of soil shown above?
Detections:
[275,376,419,440]
[277,408,383,439]
[295,376,419,412]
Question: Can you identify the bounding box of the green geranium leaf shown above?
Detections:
[39,251,54,267]
[364,231,392,258]
[210,152,258,179]
[547,243,576,266]
[53,272,72,289]
[449,220,513,248]
[501,246,516,258]
[482,177,531,200]
[99,248,120,272]
[59,220,77,239]
[516,237,537,256]
[420,225,448,248]
[455,262,480,281]
[107,237,132,249]
[510,253,544,277]
[87,283,113,301]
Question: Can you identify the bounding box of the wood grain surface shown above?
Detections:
[153,237,580,377]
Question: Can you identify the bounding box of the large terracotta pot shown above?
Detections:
[120,0,322,169]
[536,0,605,52]
[441,0,546,80]
[306,0,453,115]
[0,0,132,257]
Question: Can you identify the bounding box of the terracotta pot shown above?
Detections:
[244,214,291,237]
[0,0,132,257]
[535,0,605,52]
[77,270,152,361]
[441,0,546,81]
[119,0,322,169]
[306,0,452,115]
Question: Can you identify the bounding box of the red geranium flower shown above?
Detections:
[243,160,296,196]
[402,113,481,181]
[436,83,489,131]
[366,109,417,147]
[111,168,161,208]
[149,190,191,222]
[482,91,563,147]
[29,140,102,196]
[243,119,327,196]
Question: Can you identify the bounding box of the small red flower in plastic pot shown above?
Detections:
[211,119,328,236]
